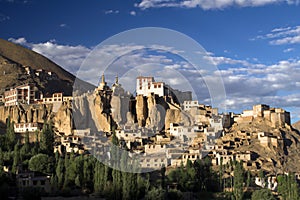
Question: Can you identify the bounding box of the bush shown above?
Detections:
[251,189,276,200]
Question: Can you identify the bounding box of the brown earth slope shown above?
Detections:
[292,120,300,132]
[215,117,300,174]
[0,38,94,95]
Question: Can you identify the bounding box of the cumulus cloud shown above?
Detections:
[9,37,91,74]
[136,0,300,10]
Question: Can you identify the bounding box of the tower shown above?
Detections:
[97,73,108,91]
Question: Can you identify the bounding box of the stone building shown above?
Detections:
[14,122,43,133]
[136,76,191,104]
[235,104,290,127]
[136,76,164,97]
[4,84,36,106]
[17,171,51,194]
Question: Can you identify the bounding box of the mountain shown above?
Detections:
[0,38,94,95]
[293,120,300,132]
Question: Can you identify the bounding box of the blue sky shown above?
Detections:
[1,0,300,122]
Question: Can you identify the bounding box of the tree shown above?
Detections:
[40,122,54,155]
[278,174,299,200]
[28,153,50,173]
[94,160,104,193]
[20,132,31,162]
[5,116,16,150]
[161,164,166,189]
[233,162,244,200]
[12,141,20,174]
[289,174,299,200]
[64,152,77,185]
[82,155,95,191]
[145,187,166,200]
[55,156,65,189]
[246,170,251,189]
[74,155,84,188]
[251,189,276,200]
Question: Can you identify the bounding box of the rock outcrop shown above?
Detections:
[136,95,148,127]
[0,104,52,125]
[53,101,73,135]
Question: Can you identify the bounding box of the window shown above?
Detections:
[40,180,45,185]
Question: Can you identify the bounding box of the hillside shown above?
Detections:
[214,117,300,174]
[293,120,300,132]
[0,38,94,95]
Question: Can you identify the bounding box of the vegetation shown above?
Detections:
[0,120,299,200]
[251,189,276,200]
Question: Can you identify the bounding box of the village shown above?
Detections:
[0,70,298,194]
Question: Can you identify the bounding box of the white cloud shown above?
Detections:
[270,35,300,45]
[8,37,300,121]
[254,25,300,45]
[136,0,300,10]
[283,48,294,53]
[8,37,27,45]
[59,23,67,28]
[130,11,137,16]
[9,37,91,74]
[104,9,120,14]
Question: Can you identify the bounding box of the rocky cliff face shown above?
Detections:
[134,94,192,131]
[136,95,148,127]
[72,91,115,133]
[53,101,73,135]
[0,104,52,125]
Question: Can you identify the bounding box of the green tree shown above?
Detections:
[40,122,54,155]
[289,174,299,200]
[55,156,65,189]
[161,164,166,189]
[5,116,16,150]
[233,162,244,200]
[20,132,31,162]
[145,187,166,200]
[74,155,84,188]
[28,153,50,173]
[82,155,95,191]
[246,170,251,189]
[251,189,276,200]
[64,152,77,184]
[94,160,103,193]
[278,174,299,200]
[12,141,20,174]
